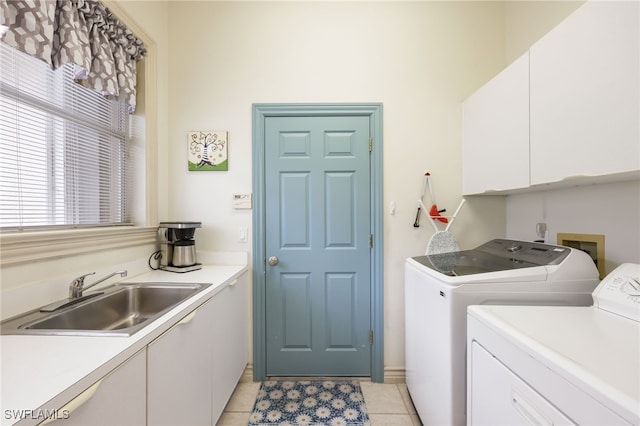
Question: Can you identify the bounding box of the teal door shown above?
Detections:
[264,115,372,376]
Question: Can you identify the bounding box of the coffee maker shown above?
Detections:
[158,221,202,272]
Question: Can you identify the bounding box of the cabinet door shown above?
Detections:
[530,1,640,185]
[43,350,146,426]
[211,273,249,424]
[148,299,215,426]
[462,52,530,195]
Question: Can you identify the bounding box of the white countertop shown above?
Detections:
[0,264,247,426]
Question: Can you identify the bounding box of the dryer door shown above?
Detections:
[469,341,574,425]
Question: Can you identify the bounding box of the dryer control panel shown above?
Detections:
[593,263,640,322]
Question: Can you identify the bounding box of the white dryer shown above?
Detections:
[404,239,600,426]
[467,263,640,425]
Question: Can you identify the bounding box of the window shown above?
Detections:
[0,42,132,230]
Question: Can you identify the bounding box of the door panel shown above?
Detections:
[326,272,358,348]
[325,172,356,246]
[281,272,311,349]
[265,115,371,376]
[280,173,310,247]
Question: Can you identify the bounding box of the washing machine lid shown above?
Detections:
[412,239,571,277]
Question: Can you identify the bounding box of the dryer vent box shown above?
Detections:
[557,233,605,279]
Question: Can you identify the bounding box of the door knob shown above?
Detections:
[268,256,279,266]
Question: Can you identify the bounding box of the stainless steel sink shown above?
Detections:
[0,282,211,337]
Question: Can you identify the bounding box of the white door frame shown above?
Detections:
[252,103,384,382]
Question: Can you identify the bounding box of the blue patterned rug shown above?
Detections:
[248,380,370,425]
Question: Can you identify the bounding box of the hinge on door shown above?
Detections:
[369,137,373,152]
[369,234,373,248]
[369,330,374,345]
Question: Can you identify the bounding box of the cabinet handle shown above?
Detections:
[39,379,103,425]
[178,309,197,325]
[228,279,238,287]
[511,389,552,426]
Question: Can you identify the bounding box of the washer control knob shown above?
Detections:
[507,243,522,253]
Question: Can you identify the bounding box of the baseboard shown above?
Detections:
[383,366,406,384]
[240,364,406,384]
[240,363,254,382]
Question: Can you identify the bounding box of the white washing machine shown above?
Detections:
[467,263,640,425]
[404,239,600,426]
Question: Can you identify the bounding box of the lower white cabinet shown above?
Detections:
[148,297,217,426]
[147,272,249,426]
[43,349,146,426]
[211,273,249,423]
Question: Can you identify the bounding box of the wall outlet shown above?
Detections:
[535,222,548,243]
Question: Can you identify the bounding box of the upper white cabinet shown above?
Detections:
[462,53,530,195]
[462,0,639,194]
[529,0,639,185]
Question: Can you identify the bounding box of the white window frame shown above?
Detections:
[0,3,158,266]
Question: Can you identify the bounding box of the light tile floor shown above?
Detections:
[217,380,422,425]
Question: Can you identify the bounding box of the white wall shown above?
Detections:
[506,181,640,272]
[166,1,508,375]
[505,1,584,63]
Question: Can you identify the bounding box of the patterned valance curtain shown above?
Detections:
[0,0,147,112]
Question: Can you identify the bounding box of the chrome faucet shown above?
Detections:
[69,270,128,299]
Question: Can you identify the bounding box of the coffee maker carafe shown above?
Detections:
[158,221,202,272]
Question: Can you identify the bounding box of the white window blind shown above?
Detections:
[0,42,132,230]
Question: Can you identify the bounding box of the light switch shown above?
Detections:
[239,227,248,242]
